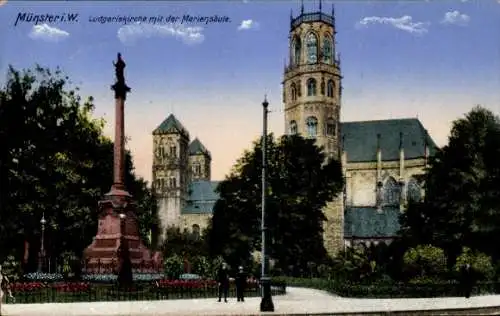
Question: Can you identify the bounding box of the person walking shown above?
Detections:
[217,262,229,303]
[460,263,474,298]
[235,266,247,302]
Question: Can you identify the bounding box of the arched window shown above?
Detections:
[292,37,301,66]
[407,178,422,203]
[306,116,318,137]
[307,78,317,96]
[169,177,176,188]
[290,83,297,101]
[289,120,298,135]
[383,177,400,206]
[306,33,318,64]
[169,145,177,157]
[326,118,335,136]
[192,224,200,240]
[192,162,201,176]
[327,80,335,97]
[322,35,333,64]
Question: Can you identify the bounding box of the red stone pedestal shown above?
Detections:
[83,53,162,275]
[82,185,162,274]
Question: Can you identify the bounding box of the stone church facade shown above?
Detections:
[151,5,438,255]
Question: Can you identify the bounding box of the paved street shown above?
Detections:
[3,287,500,316]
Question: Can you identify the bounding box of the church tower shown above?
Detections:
[152,114,190,241]
[283,3,344,256]
[188,138,212,182]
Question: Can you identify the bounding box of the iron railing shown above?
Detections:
[4,281,287,304]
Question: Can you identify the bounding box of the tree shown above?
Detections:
[162,227,208,260]
[0,65,159,268]
[454,247,494,281]
[208,134,343,273]
[403,245,447,281]
[398,106,500,262]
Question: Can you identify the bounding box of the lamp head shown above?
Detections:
[262,95,269,109]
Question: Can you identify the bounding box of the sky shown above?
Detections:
[0,0,499,183]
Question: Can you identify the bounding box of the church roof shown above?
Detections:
[340,118,438,163]
[182,180,220,214]
[152,114,189,138]
[344,206,401,239]
[189,138,211,158]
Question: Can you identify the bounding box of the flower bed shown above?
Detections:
[5,279,286,304]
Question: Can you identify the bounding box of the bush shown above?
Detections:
[209,255,225,279]
[163,254,184,279]
[192,256,210,278]
[2,255,22,282]
[454,247,494,281]
[273,276,500,298]
[403,245,446,279]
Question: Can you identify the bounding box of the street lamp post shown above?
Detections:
[118,212,133,287]
[260,96,274,312]
[37,213,46,273]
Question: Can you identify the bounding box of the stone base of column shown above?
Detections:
[82,188,162,274]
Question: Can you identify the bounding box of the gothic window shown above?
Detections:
[289,120,298,135]
[160,146,165,158]
[306,32,318,64]
[326,118,335,136]
[322,35,333,64]
[160,178,165,189]
[407,178,422,203]
[291,83,297,101]
[306,116,318,137]
[327,80,335,97]
[307,78,317,96]
[192,224,200,240]
[320,79,325,95]
[383,177,400,206]
[193,162,201,176]
[169,177,176,187]
[292,36,301,66]
[169,145,176,157]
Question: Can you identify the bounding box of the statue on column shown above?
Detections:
[113,53,126,85]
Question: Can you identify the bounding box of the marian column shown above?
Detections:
[83,53,161,274]
[109,53,131,196]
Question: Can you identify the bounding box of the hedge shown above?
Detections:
[272,277,500,298]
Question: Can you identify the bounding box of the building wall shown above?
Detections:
[188,154,211,182]
[181,214,212,233]
[345,158,427,208]
[152,133,190,241]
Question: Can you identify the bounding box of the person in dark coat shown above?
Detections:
[235,266,247,302]
[460,263,474,298]
[217,263,229,303]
